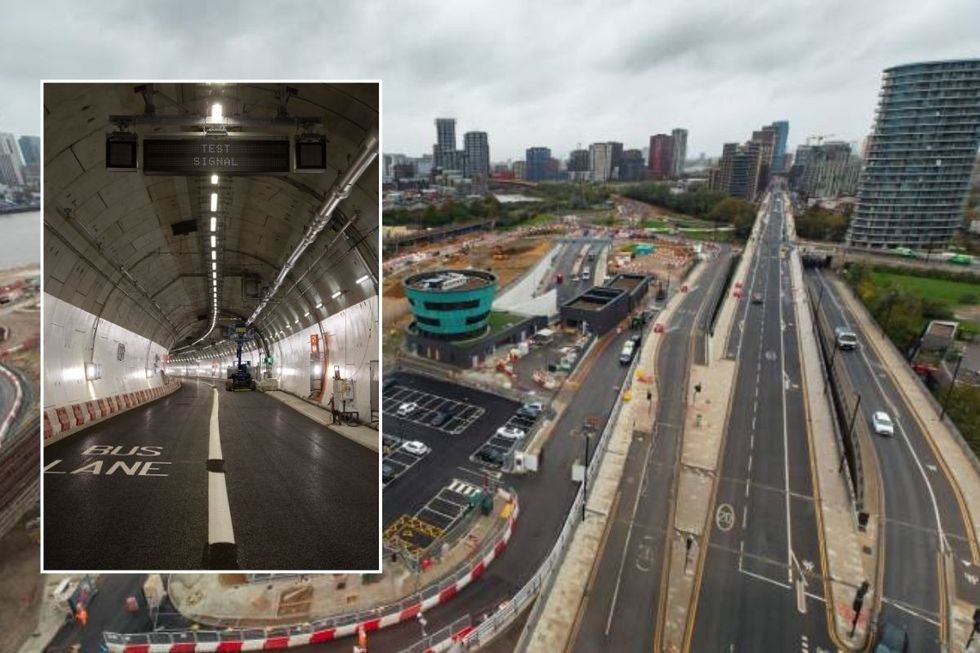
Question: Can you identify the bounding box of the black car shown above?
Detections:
[382,463,397,483]
[429,411,449,427]
[511,415,537,429]
[476,448,505,466]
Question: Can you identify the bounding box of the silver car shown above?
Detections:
[872,411,894,437]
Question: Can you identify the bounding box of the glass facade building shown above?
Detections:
[847,60,980,249]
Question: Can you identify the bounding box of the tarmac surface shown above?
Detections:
[43,378,378,571]
[567,248,730,652]
[689,195,836,651]
[808,269,980,649]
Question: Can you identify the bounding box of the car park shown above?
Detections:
[872,411,895,437]
[397,401,419,416]
[496,426,526,440]
[401,440,431,455]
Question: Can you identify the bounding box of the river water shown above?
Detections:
[0,211,40,267]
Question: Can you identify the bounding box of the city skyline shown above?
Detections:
[1,0,978,157]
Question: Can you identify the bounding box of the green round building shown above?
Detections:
[404,269,498,340]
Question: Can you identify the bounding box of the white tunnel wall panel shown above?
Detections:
[275,295,379,419]
[44,293,168,410]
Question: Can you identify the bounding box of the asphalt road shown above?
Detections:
[808,268,980,649]
[43,378,378,571]
[690,194,836,651]
[568,248,730,652]
[306,307,641,652]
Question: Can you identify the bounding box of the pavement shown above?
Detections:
[265,390,379,452]
[43,378,378,571]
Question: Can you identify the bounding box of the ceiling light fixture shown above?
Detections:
[211,103,223,119]
[211,249,216,260]
[211,174,219,185]
[331,290,342,299]
[210,193,218,212]
[210,216,217,232]
[210,235,216,248]
[356,274,370,284]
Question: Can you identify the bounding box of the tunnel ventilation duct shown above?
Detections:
[247,128,378,326]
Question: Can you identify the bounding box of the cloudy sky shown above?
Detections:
[3,0,978,161]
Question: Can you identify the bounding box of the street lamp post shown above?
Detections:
[940,353,964,422]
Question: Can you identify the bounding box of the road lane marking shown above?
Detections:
[207,387,237,569]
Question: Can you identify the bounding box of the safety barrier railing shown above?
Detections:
[104,493,517,650]
[396,614,472,653]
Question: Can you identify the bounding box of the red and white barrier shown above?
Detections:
[43,382,182,446]
[103,499,520,652]
[0,364,23,444]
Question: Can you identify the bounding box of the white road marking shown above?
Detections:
[208,388,235,546]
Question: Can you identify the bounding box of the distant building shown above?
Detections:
[589,142,615,182]
[648,134,674,180]
[795,141,858,199]
[712,142,762,201]
[750,126,777,192]
[433,118,457,170]
[568,149,590,173]
[670,129,688,177]
[619,149,646,182]
[769,121,790,173]
[526,147,552,181]
[513,160,527,180]
[0,133,25,187]
[463,131,490,180]
[18,135,39,167]
[848,60,980,249]
[392,161,416,180]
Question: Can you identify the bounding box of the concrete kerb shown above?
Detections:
[521,262,700,653]
[790,247,873,650]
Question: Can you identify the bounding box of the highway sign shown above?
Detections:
[143,137,291,175]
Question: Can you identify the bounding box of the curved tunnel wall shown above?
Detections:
[44,293,175,444]
[171,296,378,420]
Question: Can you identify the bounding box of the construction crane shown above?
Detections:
[806,133,837,145]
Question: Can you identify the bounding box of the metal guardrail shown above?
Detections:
[396,615,471,653]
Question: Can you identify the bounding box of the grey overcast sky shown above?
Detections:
[2,0,978,161]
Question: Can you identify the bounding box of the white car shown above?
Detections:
[396,402,418,416]
[872,411,895,437]
[401,440,430,456]
[496,426,526,440]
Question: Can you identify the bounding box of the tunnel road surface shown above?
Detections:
[43,378,378,571]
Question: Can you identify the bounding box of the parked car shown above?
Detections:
[382,463,397,483]
[871,411,895,437]
[511,415,537,430]
[429,411,449,427]
[619,340,636,365]
[517,402,544,419]
[401,440,430,456]
[396,401,418,416]
[382,433,401,454]
[477,448,506,466]
[496,426,526,440]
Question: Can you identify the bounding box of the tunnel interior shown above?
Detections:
[43,82,379,422]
